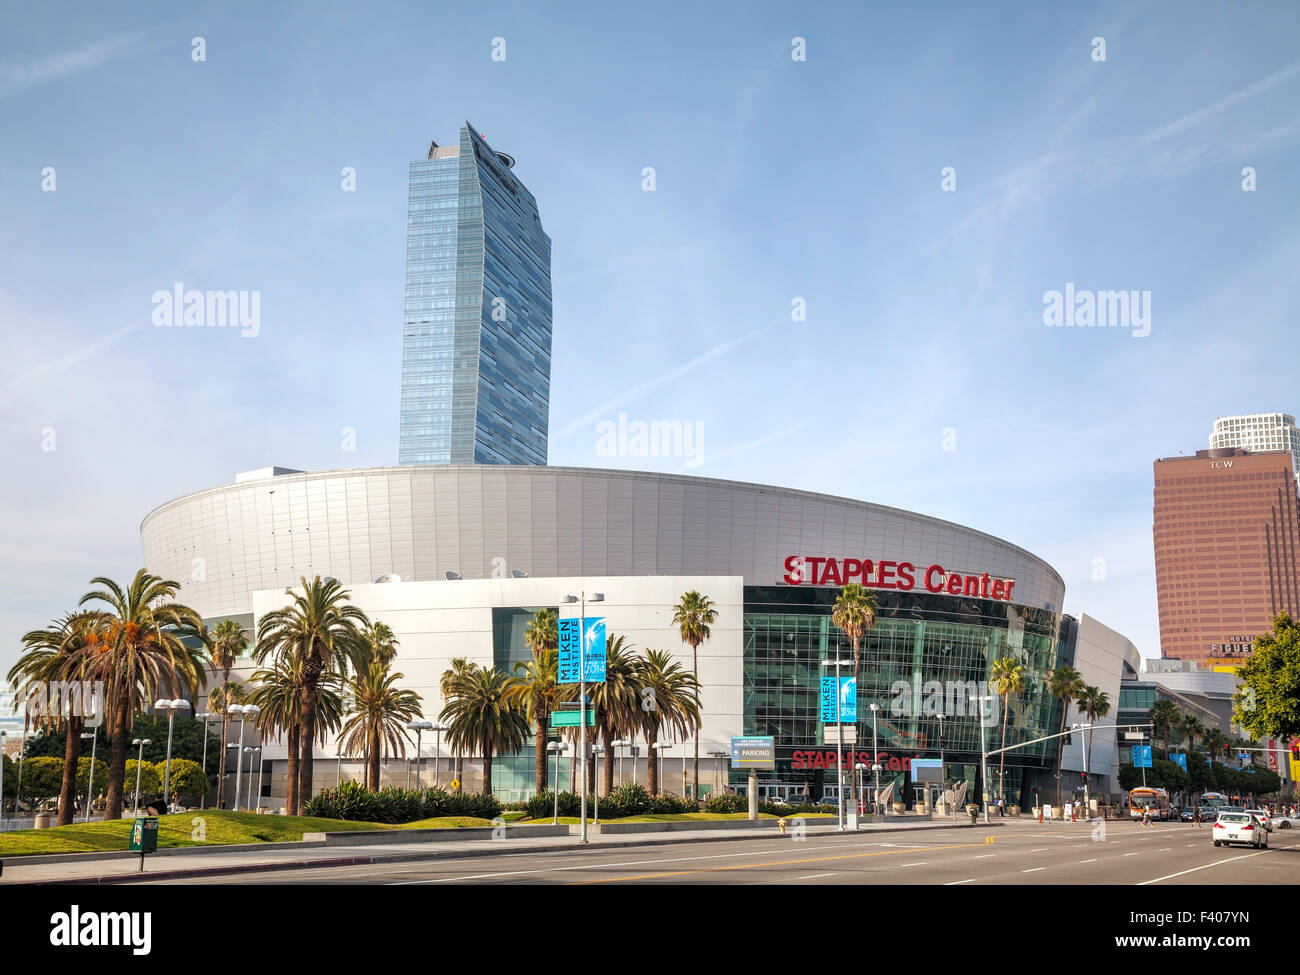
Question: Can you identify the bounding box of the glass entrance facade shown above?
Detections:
[740,586,1068,806]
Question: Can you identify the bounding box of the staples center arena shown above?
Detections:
[142,463,1102,806]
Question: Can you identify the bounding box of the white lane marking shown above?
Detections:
[1030,848,1050,852]
[1123,852,1140,856]
[901,861,928,867]
[798,872,835,880]
[972,854,995,859]
[1159,848,1170,851]
[1138,846,1281,885]
[1023,867,1046,873]
[1079,858,1097,863]
[946,878,976,885]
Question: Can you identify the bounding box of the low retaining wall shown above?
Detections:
[303,825,571,846]
[588,819,777,835]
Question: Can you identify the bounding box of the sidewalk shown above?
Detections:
[2,816,1002,885]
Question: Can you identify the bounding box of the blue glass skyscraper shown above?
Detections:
[399,121,552,465]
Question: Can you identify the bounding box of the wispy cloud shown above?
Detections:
[0,31,144,99]
[686,422,805,471]
[0,323,140,405]
[556,324,775,438]
[1137,59,1300,147]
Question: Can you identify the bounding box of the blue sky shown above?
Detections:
[2,0,1298,675]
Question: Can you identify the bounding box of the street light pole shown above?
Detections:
[132,738,152,816]
[548,742,567,824]
[869,702,881,818]
[197,712,211,810]
[566,591,603,845]
[977,695,991,824]
[81,731,98,823]
[254,746,266,812]
[156,698,190,806]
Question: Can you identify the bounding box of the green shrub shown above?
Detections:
[705,791,747,814]
[165,758,207,801]
[17,756,64,802]
[647,793,694,814]
[609,782,651,816]
[595,792,625,818]
[526,790,584,819]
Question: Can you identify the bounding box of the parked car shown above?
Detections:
[1212,811,1267,849]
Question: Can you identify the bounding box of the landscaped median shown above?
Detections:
[0,810,547,859]
[0,809,824,859]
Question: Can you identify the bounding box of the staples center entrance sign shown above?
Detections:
[783,556,1016,603]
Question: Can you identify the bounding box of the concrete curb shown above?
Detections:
[1,839,326,867]
[11,820,1003,885]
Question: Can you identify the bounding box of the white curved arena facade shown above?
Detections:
[142,465,1073,804]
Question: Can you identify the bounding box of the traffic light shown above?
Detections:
[1291,742,1299,760]
[1080,772,1088,784]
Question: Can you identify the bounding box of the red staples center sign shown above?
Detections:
[783,555,1016,603]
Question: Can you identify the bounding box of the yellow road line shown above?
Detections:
[568,842,987,884]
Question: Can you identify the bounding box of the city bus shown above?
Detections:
[1127,787,1172,821]
[1201,792,1230,810]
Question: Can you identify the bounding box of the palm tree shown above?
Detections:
[1079,685,1111,778]
[246,661,346,806]
[634,649,700,795]
[205,619,248,809]
[205,679,246,805]
[78,570,205,820]
[254,576,370,814]
[504,648,559,795]
[519,609,559,792]
[340,659,423,789]
[1181,714,1205,759]
[988,656,1025,802]
[589,635,640,795]
[440,658,477,791]
[364,621,400,669]
[1202,727,1228,766]
[1045,664,1086,806]
[9,612,104,825]
[671,591,717,800]
[439,667,529,796]
[830,583,878,810]
[1149,698,1180,758]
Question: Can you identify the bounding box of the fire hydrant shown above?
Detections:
[778,817,788,835]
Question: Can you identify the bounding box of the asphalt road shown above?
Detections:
[131,819,1300,885]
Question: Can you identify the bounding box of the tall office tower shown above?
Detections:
[398,121,552,465]
[1210,413,1300,484]
[1153,448,1300,663]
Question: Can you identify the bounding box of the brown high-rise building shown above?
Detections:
[1153,448,1300,663]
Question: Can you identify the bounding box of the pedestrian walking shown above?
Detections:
[1193,805,1202,828]
[1141,806,1151,828]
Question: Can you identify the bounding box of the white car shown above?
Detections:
[1213,811,1268,849]
[1244,808,1273,832]
[1272,814,1297,829]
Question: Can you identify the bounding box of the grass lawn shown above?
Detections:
[0,809,575,857]
[537,812,783,825]
[0,810,391,857]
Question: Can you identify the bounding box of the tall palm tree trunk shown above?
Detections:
[603,727,615,795]
[999,692,1010,801]
[104,691,132,820]
[298,681,317,814]
[482,748,493,796]
[369,728,380,790]
[1055,706,1069,807]
[851,637,861,812]
[217,709,230,808]
[58,715,83,826]
[454,753,463,792]
[647,729,659,795]
[692,642,700,801]
[535,715,548,794]
[286,723,300,813]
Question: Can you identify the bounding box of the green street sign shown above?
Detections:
[549,711,595,729]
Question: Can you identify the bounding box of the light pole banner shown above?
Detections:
[819,676,856,722]
[558,616,606,683]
